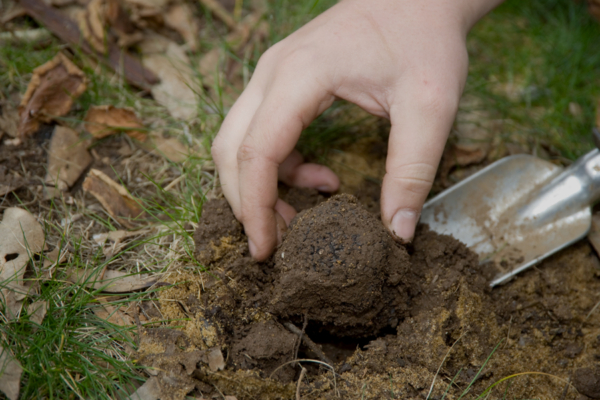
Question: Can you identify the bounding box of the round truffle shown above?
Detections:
[270,194,408,335]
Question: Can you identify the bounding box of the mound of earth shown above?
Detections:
[137,191,600,400]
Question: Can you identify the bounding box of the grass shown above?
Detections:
[466,0,600,159]
[1,0,599,398]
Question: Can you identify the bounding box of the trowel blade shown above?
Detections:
[420,154,591,287]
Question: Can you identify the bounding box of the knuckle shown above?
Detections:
[413,80,460,117]
[236,142,259,164]
[387,162,436,195]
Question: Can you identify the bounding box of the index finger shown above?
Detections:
[237,78,334,260]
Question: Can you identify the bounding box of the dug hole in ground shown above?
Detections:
[141,165,600,399]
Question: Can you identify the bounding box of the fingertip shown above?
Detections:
[389,209,419,243]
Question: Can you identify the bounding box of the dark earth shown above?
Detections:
[5,134,600,399]
[140,189,600,399]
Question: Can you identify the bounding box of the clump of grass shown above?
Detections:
[467,0,600,159]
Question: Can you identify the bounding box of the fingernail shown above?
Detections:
[248,238,258,257]
[316,185,332,192]
[391,209,419,243]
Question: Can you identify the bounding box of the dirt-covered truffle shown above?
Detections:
[270,194,409,336]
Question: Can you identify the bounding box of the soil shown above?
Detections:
[140,176,600,399]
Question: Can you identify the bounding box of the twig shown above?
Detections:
[296,367,306,400]
[283,321,334,367]
[199,0,237,30]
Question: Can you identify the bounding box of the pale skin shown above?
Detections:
[212,0,504,261]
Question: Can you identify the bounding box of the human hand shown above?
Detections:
[211,0,503,260]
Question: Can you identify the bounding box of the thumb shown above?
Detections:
[381,91,459,242]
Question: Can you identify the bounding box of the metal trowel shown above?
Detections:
[420,133,600,287]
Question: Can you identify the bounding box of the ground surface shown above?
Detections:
[2,0,600,399]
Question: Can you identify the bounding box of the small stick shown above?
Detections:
[296,367,306,400]
[283,322,334,367]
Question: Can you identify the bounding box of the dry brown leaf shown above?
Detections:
[0,183,22,197]
[0,346,23,400]
[45,126,92,193]
[106,0,143,48]
[590,0,600,21]
[164,3,199,52]
[66,268,157,293]
[94,299,134,326]
[0,102,19,138]
[0,208,45,282]
[82,169,145,228]
[129,377,162,400]
[0,208,45,320]
[93,228,151,258]
[126,0,168,9]
[199,0,236,30]
[93,229,151,245]
[142,134,192,163]
[46,0,77,6]
[207,348,225,372]
[27,300,48,325]
[18,53,87,138]
[77,0,107,53]
[84,105,147,141]
[0,4,27,24]
[198,12,264,89]
[452,143,488,167]
[142,42,198,120]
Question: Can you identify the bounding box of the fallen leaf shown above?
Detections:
[128,377,161,400]
[0,101,19,138]
[590,0,600,21]
[142,134,192,163]
[93,229,151,245]
[77,0,107,53]
[18,52,87,138]
[45,125,92,193]
[82,169,145,228]
[66,268,157,293]
[199,0,236,30]
[93,228,151,258]
[27,300,48,325]
[164,3,199,52]
[0,4,26,24]
[0,346,23,400]
[0,208,45,282]
[142,42,198,120]
[125,0,168,9]
[0,208,45,319]
[105,0,143,48]
[224,397,238,400]
[93,299,134,327]
[0,183,22,197]
[452,143,488,167]
[207,347,225,372]
[84,105,147,141]
[21,0,158,89]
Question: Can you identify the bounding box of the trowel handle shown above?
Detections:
[567,148,600,207]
